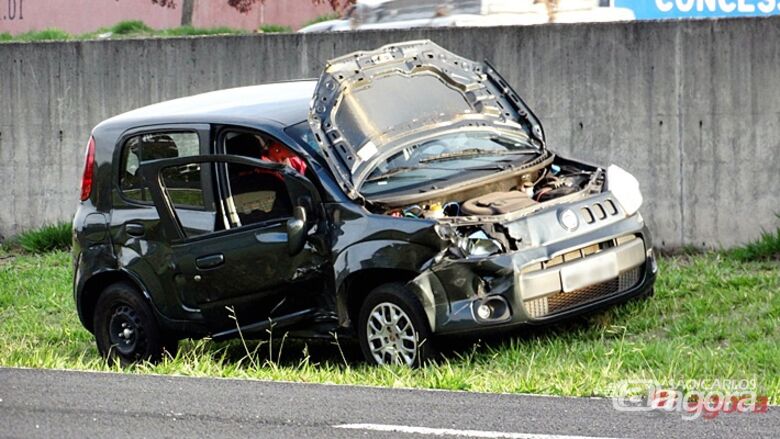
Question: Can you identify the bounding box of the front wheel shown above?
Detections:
[93,282,176,366]
[358,283,435,367]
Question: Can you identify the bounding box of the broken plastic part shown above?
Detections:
[458,230,503,258]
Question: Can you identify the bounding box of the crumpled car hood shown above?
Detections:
[308,40,545,200]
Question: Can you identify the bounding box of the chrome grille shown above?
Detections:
[523,266,643,318]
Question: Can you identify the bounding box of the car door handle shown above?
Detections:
[195,253,224,269]
[125,223,145,237]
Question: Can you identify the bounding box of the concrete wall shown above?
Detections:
[1,17,779,248]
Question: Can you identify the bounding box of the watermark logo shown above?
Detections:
[608,378,769,420]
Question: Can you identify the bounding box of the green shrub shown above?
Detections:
[17,223,72,254]
[109,20,153,35]
[15,29,71,42]
[162,25,246,37]
[0,32,12,42]
[729,225,780,262]
[258,24,293,33]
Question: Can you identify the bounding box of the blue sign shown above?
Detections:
[614,0,780,19]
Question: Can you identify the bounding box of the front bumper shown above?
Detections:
[410,194,658,335]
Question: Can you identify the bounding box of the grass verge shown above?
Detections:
[258,24,293,33]
[160,25,247,37]
[1,19,296,43]
[109,20,154,35]
[729,219,780,262]
[13,29,72,42]
[0,247,776,402]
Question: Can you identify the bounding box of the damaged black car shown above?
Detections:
[73,40,657,367]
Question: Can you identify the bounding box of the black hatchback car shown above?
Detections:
[73,40,656,366]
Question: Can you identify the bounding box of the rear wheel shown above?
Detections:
[358,283,435,367]
[93,282,176,366]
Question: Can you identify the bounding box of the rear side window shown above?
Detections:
[120,132,200,203]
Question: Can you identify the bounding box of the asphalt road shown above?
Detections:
[0,367,775,438]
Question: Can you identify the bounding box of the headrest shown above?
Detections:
[141,134,179,161]
[226,133,264,158]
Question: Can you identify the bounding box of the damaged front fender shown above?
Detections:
[409,251,516,334]
[407,210,655,335]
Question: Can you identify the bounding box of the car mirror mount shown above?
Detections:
[286,206,308,255]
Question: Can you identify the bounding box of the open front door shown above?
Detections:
[140,155,328,335]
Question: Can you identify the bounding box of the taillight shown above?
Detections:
[80,136,96,201]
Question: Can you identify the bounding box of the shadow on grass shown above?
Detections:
[191,293,650,370]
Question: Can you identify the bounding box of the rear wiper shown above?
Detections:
[419,148,537,163]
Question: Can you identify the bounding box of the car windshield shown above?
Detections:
[360,131,539,196]
[285,121,323,157]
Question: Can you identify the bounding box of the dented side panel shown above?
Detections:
[326,202,444,326]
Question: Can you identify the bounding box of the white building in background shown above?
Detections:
[299,0,635,32]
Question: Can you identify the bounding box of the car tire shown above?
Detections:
[93,282,175,366]
[358,283,435,367]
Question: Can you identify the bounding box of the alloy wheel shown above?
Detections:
[366,302,419,366]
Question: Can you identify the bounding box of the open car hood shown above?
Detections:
[308,40,546,200]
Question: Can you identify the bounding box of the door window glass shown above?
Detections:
[160,162,216,238]
[161,163,207,210]
[121,132,200,203]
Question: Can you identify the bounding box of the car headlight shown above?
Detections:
[606,164,643,216]
[457,230,503,258]
[437,225,503,258]
[434,223,455,240]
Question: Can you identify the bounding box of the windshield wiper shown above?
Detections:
[365,166,424,182]
[490,136,538,149]
[419,148,537,164]
[365,163,510,183]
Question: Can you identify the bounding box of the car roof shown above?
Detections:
[97,80,317,131]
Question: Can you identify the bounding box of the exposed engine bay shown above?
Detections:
[371,158,605,258]
[378,160,603,220]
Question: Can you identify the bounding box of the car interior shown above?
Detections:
[223,132,293,227]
